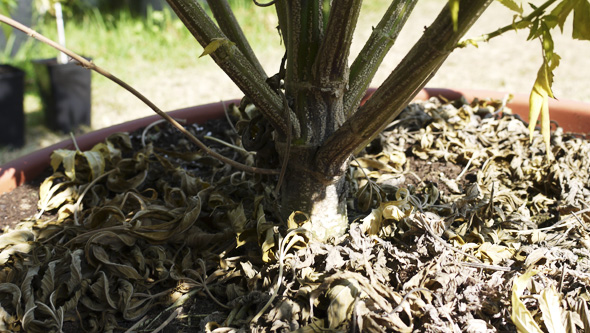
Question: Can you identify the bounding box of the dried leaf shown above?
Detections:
[326,279,359,328]
[511,270,543,333]
[537,285,566,333]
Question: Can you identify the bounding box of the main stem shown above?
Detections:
[275,0,362,240]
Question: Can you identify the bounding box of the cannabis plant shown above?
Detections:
[1,0,588,241]
[163,0,589,240]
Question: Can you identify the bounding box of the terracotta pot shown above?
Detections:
[1,88,589,195]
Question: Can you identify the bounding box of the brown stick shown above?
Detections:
[0,14,278,176]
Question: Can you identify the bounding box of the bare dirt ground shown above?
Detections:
[2,1,589,164]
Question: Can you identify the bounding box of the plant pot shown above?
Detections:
[33,58,92,133]
[1,88,589,196]
[0,64,25,148]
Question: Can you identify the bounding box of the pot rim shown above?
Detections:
[1,88,589,195]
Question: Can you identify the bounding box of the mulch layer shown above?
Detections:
[1,97,589,332]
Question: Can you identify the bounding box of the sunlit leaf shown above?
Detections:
[476,242,514,265]
[199,38,235,58]
[496,0,523,14]
[550,0,577,31]
[511,270,543,333]
[537,285,566,333]
[326,279,359,328]
[528,59,554,155]
[82,151,105,180]
[361,209,382,235]
[50,149,77,180]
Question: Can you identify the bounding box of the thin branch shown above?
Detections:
[253,0,278,7]
[313,0,362,85]
[166,0,299,138]
[344,0,418,114]
[0,14,279,176]
[316,0,493,177]
[206,0,267,76]
[274,0,289,47]
[456,0,559,47]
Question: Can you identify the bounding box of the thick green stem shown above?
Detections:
[344,0,418,114]
[316,0,493,177]
[275,0,289,47]
[166,0,297,137]
[206,0,267,77]
[283,0,323,89]
[313,0,362,85]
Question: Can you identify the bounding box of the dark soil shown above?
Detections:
[0,184,40,230]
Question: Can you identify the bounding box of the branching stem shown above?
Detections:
[457,0,559,47]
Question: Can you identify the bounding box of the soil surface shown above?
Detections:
[1,97,589,332]
[0,184,40,230]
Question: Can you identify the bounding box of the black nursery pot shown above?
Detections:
[0,64,25,148]
[33,58,91,133]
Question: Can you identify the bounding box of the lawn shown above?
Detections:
[1,0,589,164]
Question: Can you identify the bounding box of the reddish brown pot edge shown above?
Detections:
[0,100,240,195]
[2,88,589,195]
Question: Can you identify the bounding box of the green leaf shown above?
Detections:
[449,0,460,31]
[496,0,523,14]
[573,0,590,40]
[550,0,577,31]
[199,38,235,58]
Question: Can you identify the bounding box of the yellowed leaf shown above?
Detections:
[537,285,566,333]
[326,279,359,328]
[529,59,555,156]
[476,242,514,265]
[361,208,383,235]
[199,38,235,58]
[511,270,543,333]
[51,149,77,180]
[82,150,105,180]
